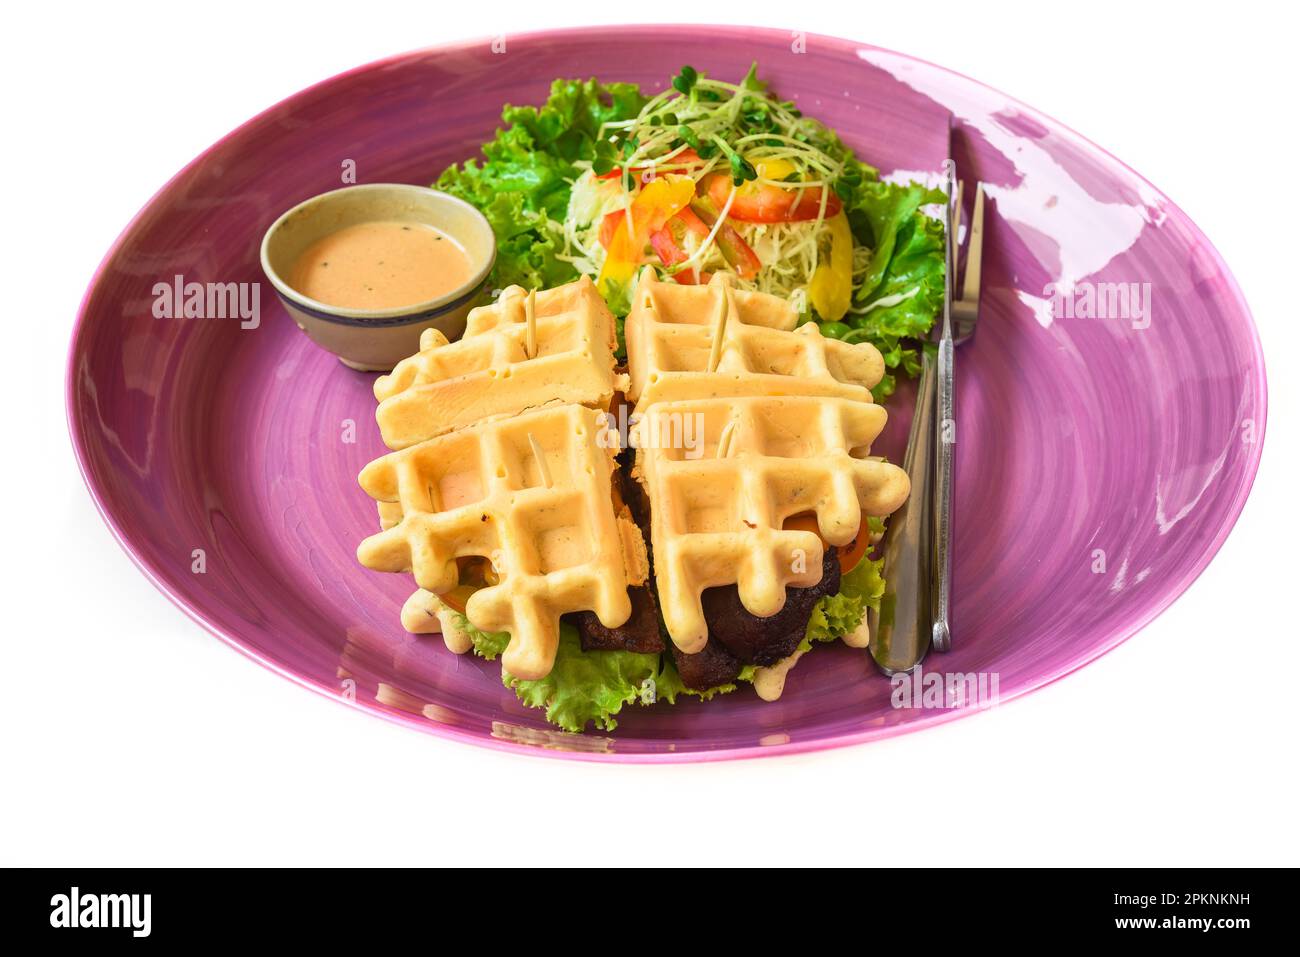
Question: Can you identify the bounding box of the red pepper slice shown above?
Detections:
[649,207,721,284]
[598,209,624,250]
[688,199,762,280]
[596,175,697,299]
[648,224,687,267]
[703,171,842,223]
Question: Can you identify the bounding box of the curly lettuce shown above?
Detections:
[435,78,646,295]
[453,548,884,732]
[453,613,738,733]
[454,613,660,732]
[507,626,661,733]
[803,552,887,650]
[831,158,947,399]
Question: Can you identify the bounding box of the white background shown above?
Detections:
[4,0,1296,866]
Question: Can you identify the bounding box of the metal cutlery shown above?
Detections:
[869,162,985,673]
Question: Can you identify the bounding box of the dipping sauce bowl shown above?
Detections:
[260,184,496,370]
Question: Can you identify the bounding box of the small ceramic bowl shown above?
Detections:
[260,184,495,371]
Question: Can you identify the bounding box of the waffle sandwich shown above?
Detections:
[634,393,908,652]
[356,273,910,728]
[624,272,908,689]
[357,279,647,680]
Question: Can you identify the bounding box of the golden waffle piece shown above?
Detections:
[401,588,474,654]
[624,271,887,412]
[633,395,909,652]
[372,277,623,450]
[357,403,649,680]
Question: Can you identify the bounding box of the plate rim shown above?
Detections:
[65,23,1270,763]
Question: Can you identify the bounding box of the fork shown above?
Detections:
[933,178,986,652]
[869,166,985,672]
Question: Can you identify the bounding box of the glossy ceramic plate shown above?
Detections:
[67,26,1267,761]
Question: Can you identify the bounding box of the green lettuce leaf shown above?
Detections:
[849,182,945,400]
[842,551,887,610]
[849,182,946,400]
[455,613,740,731]
[850,180,946,304]
[805,592,863,646]
[454,548,887,730]
[506,624,661,733]
[500,79,646,163]
[452,612,509,660]
[822,147,946,398]
[803,553,887,650]
[434,78,647,298]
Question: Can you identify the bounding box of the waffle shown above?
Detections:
[373,277,623,450]
[357,403,649,680]
[633,395,909,652]
[401,588,472,654]
[624,271,886,412]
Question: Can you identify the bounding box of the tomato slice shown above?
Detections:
[782,513,869,575]
[670,205,711,240]
[834,522,872,574]
[436,584,478,615]
[705,171,842,223]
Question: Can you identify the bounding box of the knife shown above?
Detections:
[868,157,958,672]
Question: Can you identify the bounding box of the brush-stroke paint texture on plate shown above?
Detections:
[67,26,1267,761]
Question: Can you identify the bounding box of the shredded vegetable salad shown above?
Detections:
[436,64,946,396]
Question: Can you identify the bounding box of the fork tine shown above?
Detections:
[959,184,986,305]
[949,179,963,290]
[952,179,964,255]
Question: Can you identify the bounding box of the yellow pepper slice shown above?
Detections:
[809,211,853,321]
[597,175,697,298]
[747,156,796,189]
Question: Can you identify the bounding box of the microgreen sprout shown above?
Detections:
[671,65,698,96]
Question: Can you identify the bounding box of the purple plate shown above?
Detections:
[67,26,1267,761]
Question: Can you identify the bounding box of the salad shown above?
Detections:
[436,64,947,398]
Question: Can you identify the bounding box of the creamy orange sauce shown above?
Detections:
[289,221,472,310]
